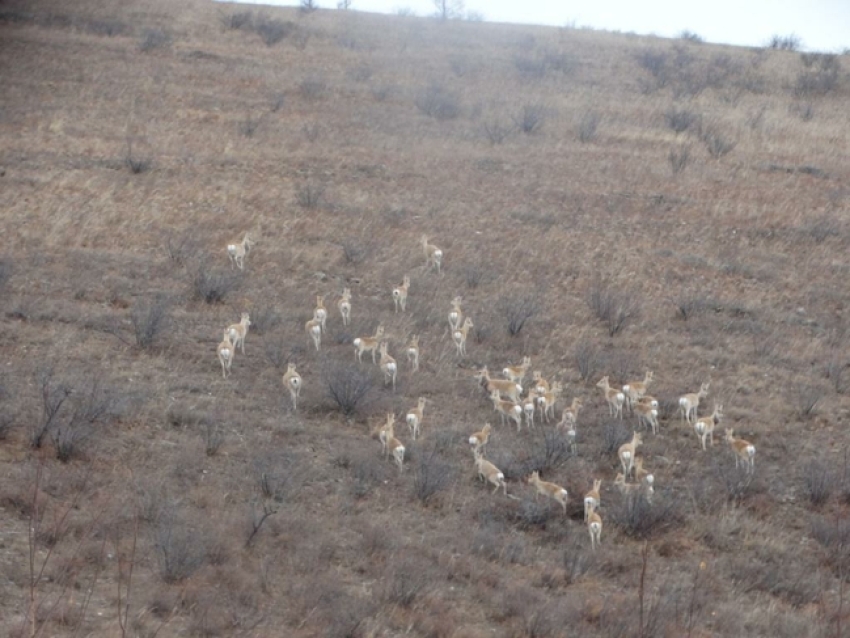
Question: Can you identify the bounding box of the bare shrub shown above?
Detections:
[125,140,151,174]
[824,354,848,394]
[323,360,374,417]
[767,34,801,51]
[801,460,833,507]
[202,421,224,457]
[341,240,370,264]
[299,76,327,100]
[578,110,601,143]
[497,293,540,337]
[295,182,325,209]
[247,304,281,336]
[512,103,545,134]
[482,118,513,144]
[573,339,603,381]
[220,10,254,30]
[586,279,641,336]
[635,49,669,85]
[805,213,843,244]
[609,492,683,539]
[791,101,815,122]
[255,451,302,502]
[380,558,430,607]
[600,421,631,455]
[191,263,241,304]
[154,509,209,583]
[668,144,691,174]
[254,15,294,46]
[138,28,170,52]
[519,428,573,475]
[664,108,698,133]
[415,83,462,120]
[511,500,555,531]
[679,30,703,43]
[245,502,277,548]
[238,114,262,137]
[300,0,319,13]
[165,231,199,266]
[411,446,453,505]
[793,383,826,419]
[0,258,11,291]
[462,262,492,289]
[702,127,736,158]
[131,295,171,350]
[670,291,707,320]
[50,378,115,463]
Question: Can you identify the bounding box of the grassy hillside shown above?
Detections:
[1,1,849,636]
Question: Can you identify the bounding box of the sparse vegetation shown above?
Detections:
[323,360,374,417]
[498,293,540,336]
[415,82,462,120]
[587,279,641,336]
[512,103,545,134]
[191,263,241,304]
[130,295,171,350]
[578,110,601,143]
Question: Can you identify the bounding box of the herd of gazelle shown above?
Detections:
[219,232,758,554]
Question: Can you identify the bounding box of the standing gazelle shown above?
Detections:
[406,397,427,440]
[634,399,659,435]
[227,233,255,270]
[421,235,443,274]
[217,331,235,379]
[490,390,523,431]
[392,276,411,313]
[313,295,328,332]
[584,479,602,522]
[380,415,405,473]
[354,325,385,364]
[503,356,531,386]
[618,431,643,481]
[623,370,653,412]
[694,403,723,451]
[378,342,398,390]
[448,295,463,331]
[475,366,523,403]
[587,504,603,552]
[473,449,507,495]
[597,376,626,420]
[528,471,569,514]
[406,335,420,373]
[469,423,491,455]
[227,312,251,355]
[282,363,302,411]
[305,317,322,352]
[453,317,473,357]
[726,428,756,474]
[679,381,710,423]
[338,288,352,326]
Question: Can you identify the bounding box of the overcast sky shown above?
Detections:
[226,0,849,51]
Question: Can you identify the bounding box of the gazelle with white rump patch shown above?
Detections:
[281,363,302,411]
[538,381,563,424]
[584,479,602,522]
[532,371,550,396]
[473,449,507,495]
[587,504,603,551]
[380,415,405,473]
[618,431,643,481]
[378,342,398,390]
[354,325,385,364]
[469,423,492,455]
[305,317,322,352]
[338,287,352,326]
[491,390,523,431]
[217,331,235,379]
[448,295,463,331]
[313,295,328,332]
[635,457,655,501]
[597,376,625,419]
[557,398,583,430]
[503,356,532,386]
[726,428,756,474]
[392,275,410,313]
[623,370,653,412]
[528,471,568,515]
[475,366,522,403]
[694,403,723,451]
[227,232,255,271]
[679,381,710,423]
[406,397,428,440]
[522,390,539,429]
[226,312,251,355]
[406,334,420,372]
[453,317,473,357]
[421,235,443,274]
[634,399,659,435]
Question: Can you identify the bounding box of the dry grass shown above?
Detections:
[1,0,848,635]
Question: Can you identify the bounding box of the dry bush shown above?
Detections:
[482,118,513,144]
[801,459,833,507]
[191,263,242,304]
[701,125,736,158]
[573,339,603,381]
[518,428,573,475]
[254,15,294,46]
[679,30,703,43]
[323,360,375,417]
[295,181,325,209]
[379,557,431,608]
[668,144,691,174]
[411,445,454,505]
[767,34,800,50]
[794,54,840,96]
[130,295,171,350]
[247,304,281,336]
[415,82,462,120]
[600,421,632,456]
[154,508,210,583]
[138,28,170,52]
[578,110,601,143]
[299,75,328,100]
[124,140,151,174]
[512,103,546,134]
[669,291,707,320]
[792,383,826,419]
[609,493,684,540]
[201,421,224,457]
[165,231,199,266]
[824,353,849,394]
[586,279,641,336]
[220,10,254,30]
[238,113,262,137]
[497,293,540,337]
[254,451,303,502]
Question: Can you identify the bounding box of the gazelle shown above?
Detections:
[469,423,492,455]
[623,370,653,412]
[679,381,710,423]
[532,371,550,396]
[338,287,352,326]
[597,376,625,419]
[378,342,398,390]
[406,397,427,440]
[421,235,443,274]
[635,457,655,501]
[476,366,522,403]
[313,295,328,332]
[726,428,756,474]
[522,390,539,429]
[491,389,523,431]
[380,415,405,473]
[503,356,531,385]
[557,398,583,430]
[305,317,322,351]
[354,325,385,364]
[226,312,251,355]
[618,431,643,480]
[584,479,602,522]
[538,381,563,424]
[473,449,506,495]
[448,295,463,331]
[282,363,302,411]
[406,335,420,372]
[528,471,568,515]
[217,331,235,379]
[587,504,603,551]
[392,275,410,313]
[694,403,723,451]
[227,232,255,270]
[566,422,577,454]
[634,400,659,435]
[453,317,473,357]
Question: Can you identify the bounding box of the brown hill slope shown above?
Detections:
[1,1,849,636]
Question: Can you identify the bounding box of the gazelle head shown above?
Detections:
[475,366,490,381]
[286,362,297,374]
[375,325,385,339]
[614,472,626,486]
[316,294,325,308]
[527,471,541,485]
[451,295,463,308]
[461,317,473,330]
[420,235,430,248]
[417,397,427,410]
[593,478,602,492]
[631,431,643,447]
[724,427,735,443]
[522,356,532,367]
[482,423,491,436]
[408,334,419,347]
[644,370,654,383]
[341,287,351,300]
[379,341,389,356]
[596,376,609,389]
[699,381,711,398]
[403,275,410,288]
